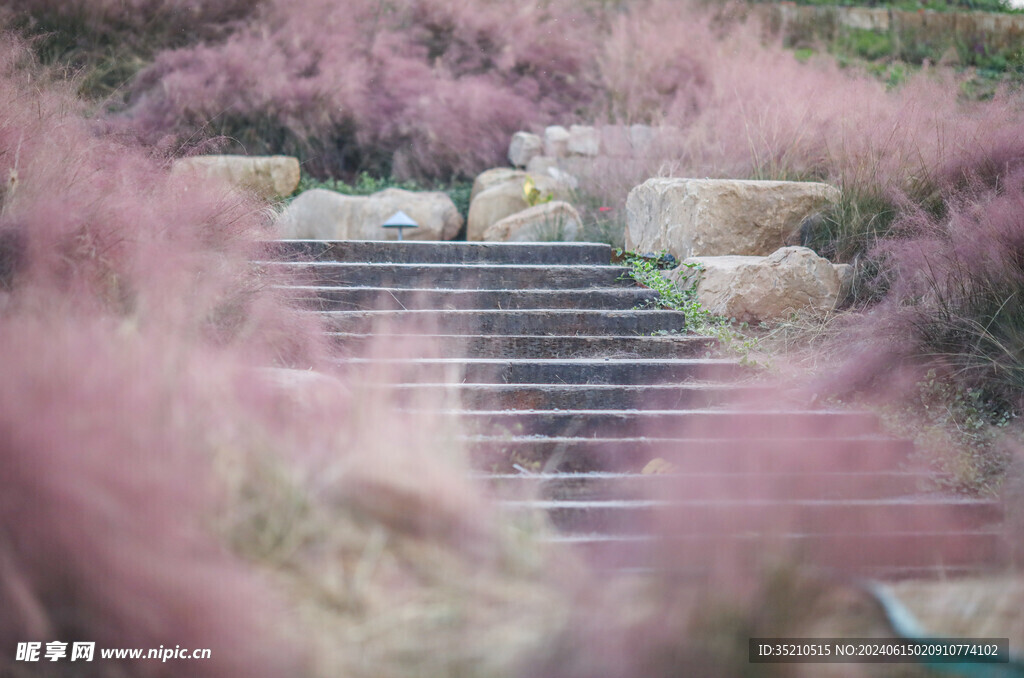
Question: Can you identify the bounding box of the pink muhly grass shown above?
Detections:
[0,39,326,674]
[119,0,595,179]
[854,171,1024,406]
[0,318,305,678]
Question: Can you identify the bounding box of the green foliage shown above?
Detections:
[295,172,419,196]
[778,4,1024,95]
[522,176,553,208]
[807,188,899,297]
[793,47,817,62]
[617,249,770,365]
[836,28,894,62]
[883,369,1017,494]
[617,250,717,327]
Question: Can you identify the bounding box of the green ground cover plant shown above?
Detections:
[617,250,766,365]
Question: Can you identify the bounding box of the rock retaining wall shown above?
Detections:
[507,125,681,169]
[755,4,1024,54]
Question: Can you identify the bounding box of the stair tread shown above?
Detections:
[463,434,901,442]
[330,332,707,340]
[503,497,999,507]
[265,261,627,269]
[477,470,931,479]
[286,285,647,292]
[550,529,1007,542]
[337,357,736,365]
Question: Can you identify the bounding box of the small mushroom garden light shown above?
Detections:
[382,210,419,240]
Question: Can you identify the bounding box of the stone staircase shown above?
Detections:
[265,240,1007,578]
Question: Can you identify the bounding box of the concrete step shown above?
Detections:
[466,435,916,474]
[267,240,614,265]
[319,309,690,335]
[384,383,763,410]
[287,286,660,311]
[482,471,936,501]
[336,358,742,384]
[456,409,881,439]
[508,497,1002,535]
[329,334,716,359]
[262,262,634,290]
[555,531,1008,575]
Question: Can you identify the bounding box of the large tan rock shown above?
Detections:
[673,246,845,323]
[471,168,526,202]
[277,188,462,241]
[467,170,572,241]
[483,201,582,242]
[625,178,840,258]
[172,154,300,199]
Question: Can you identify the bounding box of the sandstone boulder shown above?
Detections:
[483,201,582,242]
[467,171,573,241]
[625,178,840,258]
[673,246,845,323]
[567,125,600,156]
[172,155,300,200]
[508,132,543,168]
[471,167,526,202]
[277,188,462,241]
[543,125,570,158]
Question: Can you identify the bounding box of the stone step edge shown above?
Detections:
[328,333,712,341]
[377,382,749,390]
[272,239,613,246]
[316,309,688,317]
[474,471,933,480]
[461,434,903,443]
[501,497,999,509]
[421,408,872,416]
[333,358,738,365]
[547,529,1007,543]
[259,261,631,272]
[282,285,652,294]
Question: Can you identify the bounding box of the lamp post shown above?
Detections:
[382,210,419,241]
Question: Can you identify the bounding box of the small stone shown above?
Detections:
[543,125,570,158]
[567,125,600,156]
[508,132,543,168]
